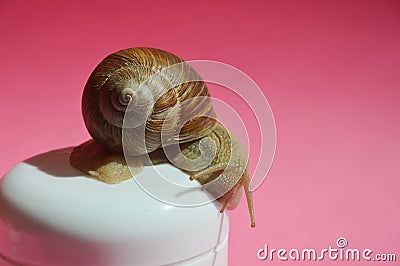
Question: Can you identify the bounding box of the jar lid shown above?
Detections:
[0,148,229,266]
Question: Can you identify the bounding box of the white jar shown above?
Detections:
[0,148,229,266]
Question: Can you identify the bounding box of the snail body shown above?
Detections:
[169,122,255,227]
[70,47,255,227]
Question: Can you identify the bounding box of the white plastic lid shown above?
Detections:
[0,148,229,266]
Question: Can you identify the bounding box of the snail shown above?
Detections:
[70,47,255,227]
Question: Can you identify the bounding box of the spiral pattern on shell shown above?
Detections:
[82,47,217,155]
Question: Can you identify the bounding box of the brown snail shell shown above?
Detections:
[82,47,217,155]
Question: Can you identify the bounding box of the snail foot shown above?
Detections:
[70,139,143,184]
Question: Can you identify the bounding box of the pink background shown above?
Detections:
[1,0,399,265]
